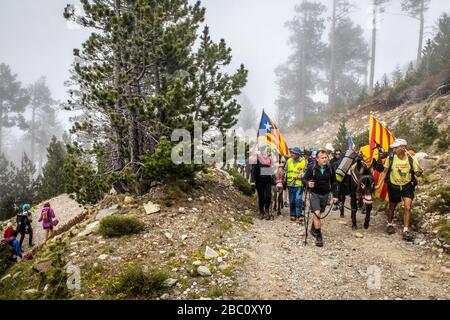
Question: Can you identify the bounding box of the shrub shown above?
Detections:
[226,169,254,196]
[437,125,450,151]
[110,264,168,298]
[418,116,440,147]
[99,215,145,238]
[430,186,450,214]
[436,219,450,245]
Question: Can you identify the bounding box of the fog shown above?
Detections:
[0,0,448,130]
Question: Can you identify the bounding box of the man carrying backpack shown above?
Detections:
[303,150,339,247]
[285,147,307,222]
[16,204,33,249]
[375,139,423,242]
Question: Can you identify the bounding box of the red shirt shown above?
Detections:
[3,227,14,239]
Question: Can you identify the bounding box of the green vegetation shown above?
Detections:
[437,125,450,151]
[436,218,450,245]
[109,264,169,299]
[98,215,145,238]
[0,239,70,300]
[430,186,450,214]
[226,169,254,196]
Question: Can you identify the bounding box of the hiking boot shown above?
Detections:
[290,216,296,222]
[297,216,304,224]
[284,201,289,207]
[259,211,265,220]
[310,225,319,239]
[340,212,345,218]
[315,232,324,247]
[403,230,414,242]
[386,224,396,235]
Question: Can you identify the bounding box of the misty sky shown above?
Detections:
[1,0,449,121]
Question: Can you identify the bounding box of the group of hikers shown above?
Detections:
[249,138,423,247]
[1,201,58,262]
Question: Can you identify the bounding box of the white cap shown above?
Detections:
[390,138,407,148]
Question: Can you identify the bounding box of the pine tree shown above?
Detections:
[333,120,348,152]
[24,77,59,167]
[0,154,16,220]
[369,0,390,95]
[0,63,29,155]
[391,65,403,86]
[429,13,450,74]
[327,16,370,106]
[12,153,38,207]
[63,0,247,202]
[276,0,327,125]
[38,137,68,200]
[401,0,431,66]
[382,73,390,89]
[373,81,382,95]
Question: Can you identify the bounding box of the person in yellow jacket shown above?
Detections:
[285,147,307,222]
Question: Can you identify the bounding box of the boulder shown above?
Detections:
[204,246,219,259]
[33,260,53,273]
[144,201,161,215]
[78,221,100,237]
[124,196,134,204]
[197,266,212,276]
[163,278,178,288]
[95,205,119,220]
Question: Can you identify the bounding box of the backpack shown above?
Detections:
[385,153,417,188]
[42,208,52,223]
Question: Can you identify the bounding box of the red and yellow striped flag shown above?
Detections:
[369,114,396,201]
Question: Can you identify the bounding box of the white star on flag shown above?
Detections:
[264,122,272,131]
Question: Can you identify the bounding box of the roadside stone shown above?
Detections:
[180,235,188,241]
[1,274,11,282]
[178,207,186,214]
[193,261,202,266]
[163,278,178,288]
[23,289,38,295]
[95,205,119,220]
[355,233,364,239]
[124,196,134,204]
[197,266,212,276]
[78,221,100,237]
[33,260,53,273]
[164,232,173,240]
[205,246,219,259]
[144,201,161,215]
[98,254,108,260]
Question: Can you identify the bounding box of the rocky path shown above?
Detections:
[22,194,85,251]
[231,206,450,300]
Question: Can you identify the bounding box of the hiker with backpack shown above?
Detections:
[16,204,33,249]
[250,146,275,220]
[302,150,339,247]
[375,139,423,242]
[38,201,58,240]
[285,147,307,222]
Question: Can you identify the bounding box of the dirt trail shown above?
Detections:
[21,194,85,251]
[231,205,450,300]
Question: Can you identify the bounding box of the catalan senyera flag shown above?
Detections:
[369,114,396,202]
[257,110,289,156]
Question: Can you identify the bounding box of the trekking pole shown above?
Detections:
[303,188,310,246]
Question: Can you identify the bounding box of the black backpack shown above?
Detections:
[385,153,417,188]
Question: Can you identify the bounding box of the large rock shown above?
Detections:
[144,201,161,215]
[33,260,53,273]
[197,266,212,276]
[415,152,436,169]
[95,205,119,220]
[204,246,219,259]
[124,196,134,204]
[78,221,100,237]
[163,278,178,288]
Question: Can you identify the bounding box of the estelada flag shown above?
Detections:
[257,110,289,156]
[369,114,396,202]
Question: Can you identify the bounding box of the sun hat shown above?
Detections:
[390,138,407,148]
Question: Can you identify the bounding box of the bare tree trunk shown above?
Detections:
[0,103,3,155]
[329,0,338,109]
[369,3,377,95]
[416,0,425,67]
[31,101,36,164]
